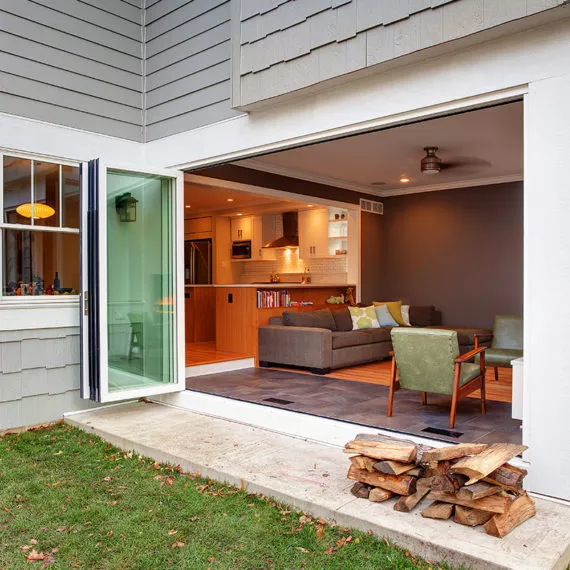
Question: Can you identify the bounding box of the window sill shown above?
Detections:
[0,295,80,310]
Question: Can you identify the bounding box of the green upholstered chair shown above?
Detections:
[388,328,487,428]
[475,315,523,382]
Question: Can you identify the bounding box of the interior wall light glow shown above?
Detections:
[399,176,410,183]
[226,198,234,202]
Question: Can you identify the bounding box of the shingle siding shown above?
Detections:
[0,0,144,140]
[235,0,567,107]
[144,0,242,142]
[0,327,99,431]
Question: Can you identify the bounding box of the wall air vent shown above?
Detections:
[360,198,384,215]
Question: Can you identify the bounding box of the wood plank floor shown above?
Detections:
[279,360,512,403]
[185,342,252,367]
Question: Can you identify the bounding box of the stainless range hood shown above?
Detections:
[263,211,299,248]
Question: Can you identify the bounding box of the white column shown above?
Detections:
[524,73,570,501]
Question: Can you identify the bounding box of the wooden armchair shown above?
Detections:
[388,328,487,429]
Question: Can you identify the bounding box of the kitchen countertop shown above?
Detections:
[184,284,354,289]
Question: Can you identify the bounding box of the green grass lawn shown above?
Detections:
[0,423,444,569]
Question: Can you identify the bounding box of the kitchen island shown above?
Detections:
[184,283,355,363]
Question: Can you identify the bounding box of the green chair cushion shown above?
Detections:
[460,362,482,386]
[485,348,523,367]
[492,315,523,350]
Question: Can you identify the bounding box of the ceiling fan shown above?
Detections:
[420,147,491,175]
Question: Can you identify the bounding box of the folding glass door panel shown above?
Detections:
[81,160,184,402]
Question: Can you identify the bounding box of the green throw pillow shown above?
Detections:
[349,306,380,330]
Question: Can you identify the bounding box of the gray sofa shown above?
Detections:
[258,306,490,374]
[258,308,392,374]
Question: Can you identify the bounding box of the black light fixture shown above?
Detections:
[115,192,138,222]
[421,146,442,175]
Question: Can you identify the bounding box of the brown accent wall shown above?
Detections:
[360,211,384,304]
[369,182,523,328]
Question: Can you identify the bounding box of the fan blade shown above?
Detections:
[441,156,492,170]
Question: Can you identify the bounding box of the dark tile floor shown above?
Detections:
[186,368,522,445]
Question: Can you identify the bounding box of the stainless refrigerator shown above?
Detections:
[184,239,212,285]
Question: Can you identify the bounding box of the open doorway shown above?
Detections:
[182,101,523,445]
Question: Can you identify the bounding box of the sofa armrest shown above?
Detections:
[258,325,332,369]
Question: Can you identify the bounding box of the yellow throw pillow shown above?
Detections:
[373,300,407,327]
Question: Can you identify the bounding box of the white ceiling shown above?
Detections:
[235,102,524,197]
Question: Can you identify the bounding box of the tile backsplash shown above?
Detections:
[239,248,348,284]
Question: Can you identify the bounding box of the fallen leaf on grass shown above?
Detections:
[190,517,199,522]
[315,524,325,539]
[208,556,215,562]
[107,501,118,506]
[25,549,45,561]
[171,542,184,549]
[105,531,113,537]
[297,547,309,553]
[30,539,38,545]
[164,476,175,486]
[168,530,177,535]
[56,527,67,532]
[53,451,63,456]
[299,515,312,526]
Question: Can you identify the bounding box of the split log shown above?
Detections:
[457,481,500,501]
[374,460,416,476]
[431,475,456,493]
[483,493,536,538]
[350,482,372,499]
[451,444,527,485]
[344,440,417,463]
[427,491,511,514]
[350,455,377,472]
[421,443,489,463]
[393,479,432,513]
[424,460,451,478]
[421,501,454,520]
[483,463,527,490]
[347,465,417,496]
[369,488,394,503]
[407,466,425,477]
[453,505,493,527]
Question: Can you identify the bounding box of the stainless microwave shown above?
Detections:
[231,240,252,259]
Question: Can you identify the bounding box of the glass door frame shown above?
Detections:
[81,159,185,403]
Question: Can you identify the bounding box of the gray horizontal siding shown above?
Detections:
[236,0,567,107]
[0,0,143,141]
[144,0,244,142]
[0,327,100,431]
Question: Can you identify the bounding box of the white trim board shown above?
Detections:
[185,358,255,378]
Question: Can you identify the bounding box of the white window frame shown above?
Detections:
[0,150,81,305]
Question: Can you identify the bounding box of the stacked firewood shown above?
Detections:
[345,434,536,538]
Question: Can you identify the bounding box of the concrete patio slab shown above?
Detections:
[65,402,570,570]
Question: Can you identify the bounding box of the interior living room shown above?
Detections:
[182,179,359,371]
[183,101,523,446]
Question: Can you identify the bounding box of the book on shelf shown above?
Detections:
[256,289,291,308]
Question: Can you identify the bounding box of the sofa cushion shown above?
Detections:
[374,304,398,327]
[349,305,380,329]
[373,300,406,326]
[331,328,391,349]
[409,305,435,327]
[282,308,337,330]
[330,307,353,332]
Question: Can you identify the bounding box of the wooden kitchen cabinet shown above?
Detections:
[215,287,257,354]
[230,216,252,241]
[185,287,216,343]
[298,208,329,259]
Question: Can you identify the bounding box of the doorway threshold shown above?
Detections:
[185,357,254,377]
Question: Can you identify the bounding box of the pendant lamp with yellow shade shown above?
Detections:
[16,203,56,220]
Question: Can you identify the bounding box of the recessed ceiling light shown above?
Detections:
[399,176,410,183]
[307,204,313,208]
[185,205,191,208]
[226,198,234,202]
[236,213,243,216]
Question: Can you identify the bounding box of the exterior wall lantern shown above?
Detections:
[115,192,138,222]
